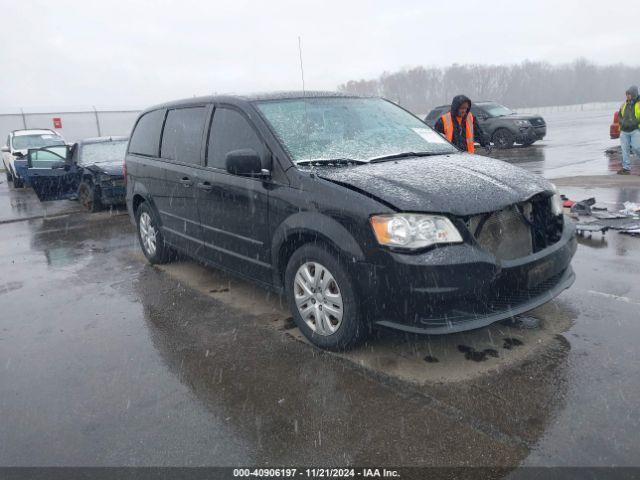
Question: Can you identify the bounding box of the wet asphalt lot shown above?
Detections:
[0,109,639,472]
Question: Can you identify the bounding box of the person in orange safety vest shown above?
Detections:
[434,95,489,153]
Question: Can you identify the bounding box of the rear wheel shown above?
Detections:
[285,244,367,350]
[492,128,515,149]
[78,180,102,212]
[135,202,174,264]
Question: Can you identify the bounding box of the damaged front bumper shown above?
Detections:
[353,219,577,334]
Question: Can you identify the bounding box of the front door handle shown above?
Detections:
[180,177,193,187]
[197,181,214,192]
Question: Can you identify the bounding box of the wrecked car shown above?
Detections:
[125,92,577,350]
[24,136,128,211]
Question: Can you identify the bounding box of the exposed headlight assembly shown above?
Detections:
[550,184,563,216]
[370,214,463,249]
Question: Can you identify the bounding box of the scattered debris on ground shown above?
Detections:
[563,195,640,238]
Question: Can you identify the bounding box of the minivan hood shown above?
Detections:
[315,154,554,216]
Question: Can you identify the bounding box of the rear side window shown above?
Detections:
[160,107,207,165]
[207,108,263,169]
[128,109,165,157]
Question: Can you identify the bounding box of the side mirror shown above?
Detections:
[1,146,9,153]
[51,161,68,170]
[225,149,269,177]
[13,151,24,158]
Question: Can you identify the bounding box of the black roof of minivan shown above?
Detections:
[141,91,363,115]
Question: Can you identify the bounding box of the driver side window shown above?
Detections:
[207,108,264,170]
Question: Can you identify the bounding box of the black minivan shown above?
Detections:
[125,92,576,350]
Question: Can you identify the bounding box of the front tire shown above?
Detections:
[492,128,515,149]
[285,244,366,350]
[135,202,174,264]
[78,180,102,212]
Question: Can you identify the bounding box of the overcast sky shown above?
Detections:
[1,0,636,109]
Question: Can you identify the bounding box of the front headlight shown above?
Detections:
[515,120,531,127]
[370,214,463,249]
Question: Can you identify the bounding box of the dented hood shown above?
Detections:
[315,154,554,216]
[85,160,124,177]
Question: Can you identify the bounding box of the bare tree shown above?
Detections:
[337,59,640,112]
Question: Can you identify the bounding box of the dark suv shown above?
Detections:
[425,101,546,148]
[125,92,576,350]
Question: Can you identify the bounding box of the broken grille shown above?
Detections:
[467,196,563,260]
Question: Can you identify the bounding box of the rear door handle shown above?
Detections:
[197,181,213,192]
[180,177,193,187]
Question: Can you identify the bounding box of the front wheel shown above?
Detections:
[492,128,515,149]
[78,181,102,212]
[135,202,174,264]
[285,244,367,350]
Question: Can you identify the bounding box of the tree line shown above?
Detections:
[337,59,640,113]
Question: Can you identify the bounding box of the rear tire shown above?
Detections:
[78,180,102,212]
[285,243,367,350]
[135,202,174,264]
[492,128,515,149]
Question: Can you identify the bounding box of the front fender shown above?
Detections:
[270,211,366,286]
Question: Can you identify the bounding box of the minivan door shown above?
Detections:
[25,145,80,201]
[192,106,272,283]
[154,105,209,256]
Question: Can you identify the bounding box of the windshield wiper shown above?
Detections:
[368,151,442,163]
[296,158,367,166]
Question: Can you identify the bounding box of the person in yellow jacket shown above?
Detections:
[433,95,489,153]
[618,85,640,175]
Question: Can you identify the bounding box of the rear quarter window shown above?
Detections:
[128,109,166,157]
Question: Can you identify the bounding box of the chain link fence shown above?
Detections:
[0,108,141,145]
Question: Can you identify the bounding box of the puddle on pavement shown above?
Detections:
[144,253,576,385]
